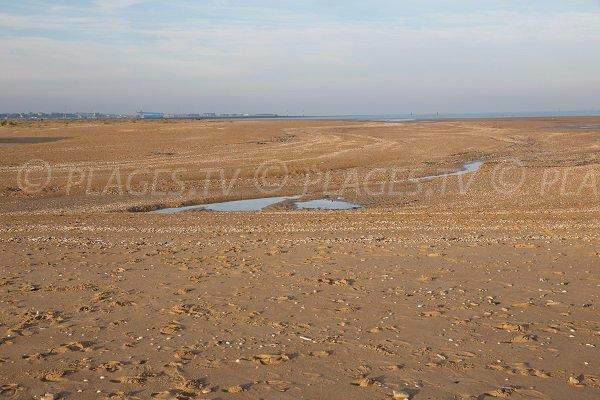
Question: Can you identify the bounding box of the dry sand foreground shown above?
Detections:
[0,118,599,400]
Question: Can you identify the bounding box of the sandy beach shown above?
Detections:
[1,118,599,399]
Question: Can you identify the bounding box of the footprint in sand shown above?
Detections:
[253,353,291,365]
[159,321,184,335]
[223,385,247,393]
[52,341,95,353]
[494,322,528,333]
[174,346,201,361]
[309,350,332,357]
[487,362,551,378]
[480,386,546,399]
[93,361,122,372]
[40,370,69,382]
[0,384,22,398]
[569,374,600,388]
[107,390,141,400]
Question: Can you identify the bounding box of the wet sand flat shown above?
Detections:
[0,118,599,399]
[0,137,66,145]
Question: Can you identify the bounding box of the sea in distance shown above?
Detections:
[249,110,600,122]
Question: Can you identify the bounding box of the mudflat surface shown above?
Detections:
[0,118,599,399]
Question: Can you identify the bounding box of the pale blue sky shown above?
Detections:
[2,0,600,114]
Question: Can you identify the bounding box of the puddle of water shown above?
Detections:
[150,161,481,213]
[418,161,483,180]
[294,199,362,210]
[153,196,300,213]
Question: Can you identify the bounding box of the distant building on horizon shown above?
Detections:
[137,111,165,119]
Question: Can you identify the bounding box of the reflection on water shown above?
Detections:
[153,196,362,213]
[418,161,483,180]
[150,161,482,213]
[153,196,300,213]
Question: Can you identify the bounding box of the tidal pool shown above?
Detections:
[419,161,483,180]
[149,161,482,213]
[152,196,362,213]
[153,196,300,213]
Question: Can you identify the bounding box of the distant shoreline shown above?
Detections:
[2,110,600,122]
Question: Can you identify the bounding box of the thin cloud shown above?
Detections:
[92,0,148,12]
[1,1,599,114]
